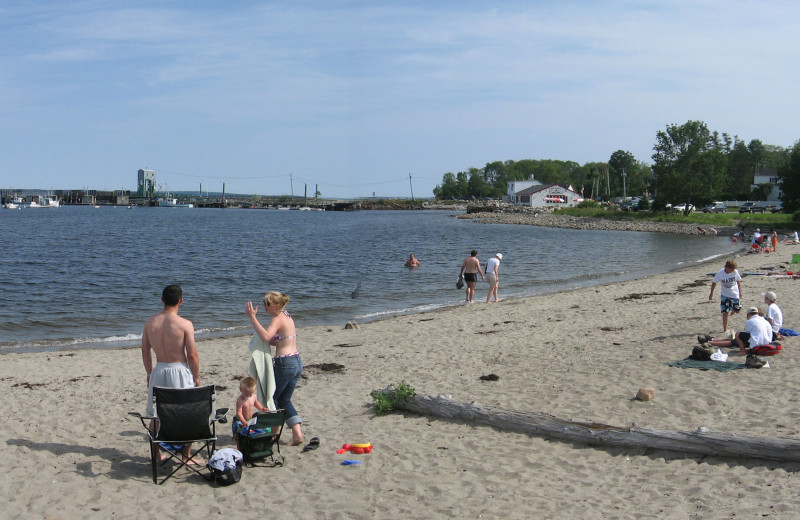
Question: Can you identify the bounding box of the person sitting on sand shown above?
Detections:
[404,254,421,268]
[232,376,269,449]
[763,291,784,341]
[698,307,772,355]
[752,228,763,246]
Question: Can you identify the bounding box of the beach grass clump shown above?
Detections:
[371,382,416,415]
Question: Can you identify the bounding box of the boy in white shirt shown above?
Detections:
[708,259,743,333]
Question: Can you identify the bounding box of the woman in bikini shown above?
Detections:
[245,291,304,446]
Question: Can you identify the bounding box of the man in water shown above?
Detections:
[142,284,201,462]
[405,253,421,267]
[459,250,485,303]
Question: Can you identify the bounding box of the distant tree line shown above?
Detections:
[433,120,800,214]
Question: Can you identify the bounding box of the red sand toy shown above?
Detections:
[337,443,373,454]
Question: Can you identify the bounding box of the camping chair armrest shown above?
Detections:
[129,411,156,420]
[215,408,230,423]
[129,411,157,430]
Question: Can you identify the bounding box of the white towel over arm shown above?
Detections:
[248,333,276,411]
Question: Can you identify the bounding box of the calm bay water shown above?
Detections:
[0,206,740,352]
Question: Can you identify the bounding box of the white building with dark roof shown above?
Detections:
[507,179,584,208]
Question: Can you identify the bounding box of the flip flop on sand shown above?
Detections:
[301,437,320,453]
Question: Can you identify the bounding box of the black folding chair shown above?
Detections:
[130,385,229,484]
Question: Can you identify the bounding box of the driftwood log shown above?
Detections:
[396,394,800,462]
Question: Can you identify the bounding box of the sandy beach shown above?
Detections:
[3,244,800,519]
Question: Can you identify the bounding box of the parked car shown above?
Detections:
[673,203,695,213]
[770,204,784,213]
[738,202,765,213]
[701,203,727,213]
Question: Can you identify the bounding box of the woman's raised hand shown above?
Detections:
[245,300,259,317]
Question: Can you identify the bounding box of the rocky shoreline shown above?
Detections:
[457,211,738,236]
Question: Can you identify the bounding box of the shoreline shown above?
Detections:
[458,210,743,235]
[4,243,800,518]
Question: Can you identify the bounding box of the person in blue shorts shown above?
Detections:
[708,259,742,333]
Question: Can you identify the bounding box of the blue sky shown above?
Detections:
[1,1,799,198]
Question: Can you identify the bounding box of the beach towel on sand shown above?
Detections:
[248,334,276,411]
[668,359,745,372]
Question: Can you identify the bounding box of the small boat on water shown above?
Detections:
[156,197,194,208]
[4,194,24,209]
[29,195,60,208]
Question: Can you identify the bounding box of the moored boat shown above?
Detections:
[156,197,194,208]
[29,195,60,208]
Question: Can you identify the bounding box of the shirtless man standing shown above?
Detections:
[142,284,201,462]
[459,250,485,303]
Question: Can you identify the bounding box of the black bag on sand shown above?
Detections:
[212,461,242,486]
[456,276,464,290]
[690,344,715,361]
[208,449,243,486]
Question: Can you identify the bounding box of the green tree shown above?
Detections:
[651,120,728,214]
[748,139,766,171]
[751,183,773,201]
[778,140,800,213]
[608,150,636,198]
[762,144,789,170]
[456,171,469,198]
[467,167,488,198]
[726,138,754,198]
[433,172,461,199]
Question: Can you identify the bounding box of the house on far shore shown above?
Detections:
[752,169,781,202]
[506,179,584,208]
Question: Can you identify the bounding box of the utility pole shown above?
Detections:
[408,173,415,201]
[290,173,294,202]
[622,169,627,200]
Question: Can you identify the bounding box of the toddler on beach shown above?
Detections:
[232,376,269,447]
[708,259,743,333]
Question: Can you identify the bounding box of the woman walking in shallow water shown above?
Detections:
[245,291,304,446]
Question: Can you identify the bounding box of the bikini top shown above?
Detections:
[271,310,296,342]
